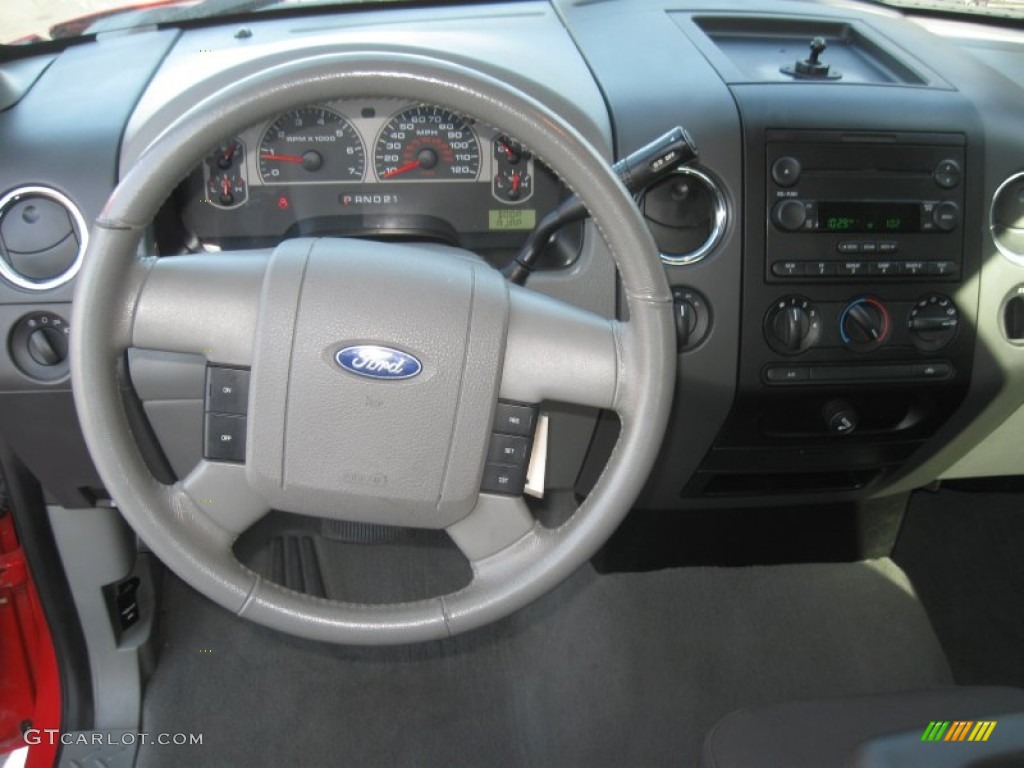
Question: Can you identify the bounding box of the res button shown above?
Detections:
[493,402,537,436]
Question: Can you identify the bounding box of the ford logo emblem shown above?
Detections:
[334,345,422,380]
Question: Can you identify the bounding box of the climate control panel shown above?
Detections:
[762,293,959,367]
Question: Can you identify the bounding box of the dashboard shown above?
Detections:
[1,0,1024,514]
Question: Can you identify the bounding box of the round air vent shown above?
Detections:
[991,171,1024,265]
[640,167,727,266]
[0,186,88,291]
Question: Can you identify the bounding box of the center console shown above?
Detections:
[683,120,979,501]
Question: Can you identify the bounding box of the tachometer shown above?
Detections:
[258,106,364,184]
[374,106,480,182]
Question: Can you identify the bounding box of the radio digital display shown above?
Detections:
[818,202,920,233]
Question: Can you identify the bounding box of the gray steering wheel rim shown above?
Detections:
[70,51,675,645]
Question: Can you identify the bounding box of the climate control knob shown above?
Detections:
[765,296,821,355]
[908,294,959,351]
[839,297,890,352]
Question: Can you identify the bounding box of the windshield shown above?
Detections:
[3,0,1023,46]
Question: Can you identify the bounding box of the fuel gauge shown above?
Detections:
[493,168,532,203]
[494,136,525,165]
[212,139,244,170]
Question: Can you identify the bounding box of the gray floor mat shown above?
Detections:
[137,559,951,768]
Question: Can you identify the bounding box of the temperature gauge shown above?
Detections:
[207,173,247,208]
[493,168,532,203]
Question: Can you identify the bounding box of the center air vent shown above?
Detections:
[640,167,727,266]
[0,186,88,291]
[991,171,1024,265]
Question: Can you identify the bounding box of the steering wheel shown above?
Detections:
[70,52,675,645]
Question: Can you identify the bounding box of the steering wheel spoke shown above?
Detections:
[180,460,270,536]
[447,493,537,562]
[132,250,270,366]
[500,285,621,412]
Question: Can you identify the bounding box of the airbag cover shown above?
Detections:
[246,238,508,528]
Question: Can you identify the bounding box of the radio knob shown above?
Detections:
[765,296,821,355]
[909,294,959,352]
[772,199,808,231]
[933,201,960,232]
[840,297,890,352]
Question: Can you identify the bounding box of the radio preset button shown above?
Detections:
[869,261,898,276]
[928,261,957,277]
[901,261,927,276]
[840,262,866,276]
[772,261,804,277]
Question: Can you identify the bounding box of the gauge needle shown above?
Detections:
[222,177,231,196]
[260,152,304,163]
[382,160,421,179]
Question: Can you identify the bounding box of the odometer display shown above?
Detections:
[258,106,365,184]
[375,106,480,182]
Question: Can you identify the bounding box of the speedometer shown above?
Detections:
[374,106,480,182]
[258,106,365,184]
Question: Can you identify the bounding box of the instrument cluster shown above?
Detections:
[177,98,565,253]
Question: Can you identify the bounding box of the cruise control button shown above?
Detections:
[207,366,250,415]
[493,402,537,436]
[204,413,246,462]
[487,434,530,467]
[481,463,526,495]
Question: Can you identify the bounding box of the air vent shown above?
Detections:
[0,186,88,291]
[641,167,727,266]
[992,172,1024,266]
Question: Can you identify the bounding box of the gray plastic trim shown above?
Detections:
[47,506,148,730]
[651,167,728,266]
[0,186,88,292]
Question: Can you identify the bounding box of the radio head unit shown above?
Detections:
[765,131,966,282]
